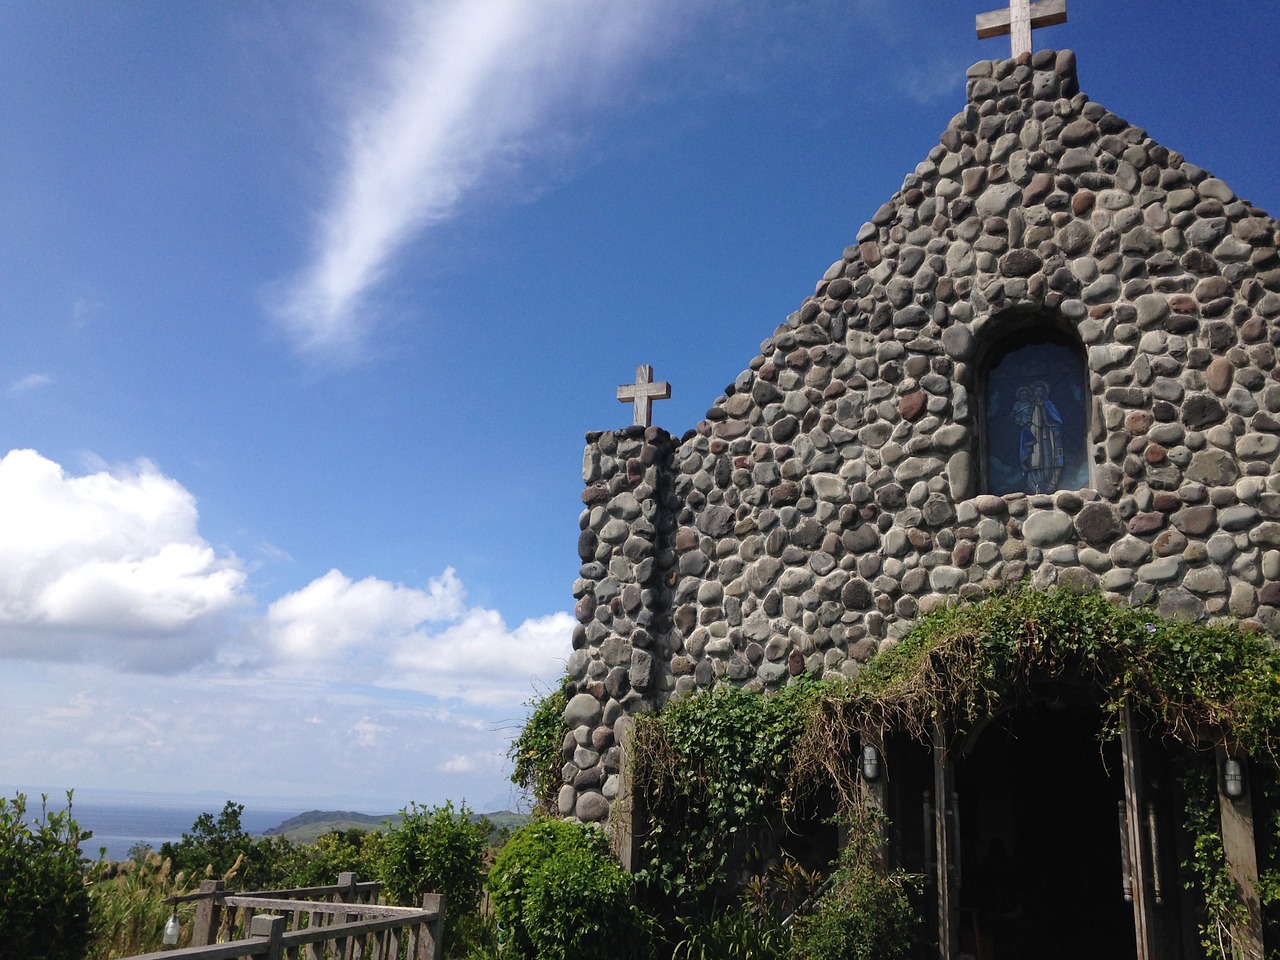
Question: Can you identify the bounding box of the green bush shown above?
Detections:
[280,828,383,889]
[669,906,787,960]
[632,677,825,904]
[0,791,94,960]
[488,818,644,960]
[787,821,919,960]
[379,801,488,953]
[159,801,265,886]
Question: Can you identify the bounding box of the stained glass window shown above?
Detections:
[984,339,1089,496]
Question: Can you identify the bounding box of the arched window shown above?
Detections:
[982,332,1089,496]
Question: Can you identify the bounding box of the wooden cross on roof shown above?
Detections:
[617,364,670,427]
[976,0,1067,58]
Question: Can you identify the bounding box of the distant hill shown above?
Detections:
[263,811,401,844]
[263,809,528,845]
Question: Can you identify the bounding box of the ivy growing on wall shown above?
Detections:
[509,680,570,814]
[630,676,827,902]
[628,587,1280,956]
[793,588,1280,805]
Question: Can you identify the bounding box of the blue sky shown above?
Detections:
[0,1,1276,814]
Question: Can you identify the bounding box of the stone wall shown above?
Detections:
[561,49,1280,825]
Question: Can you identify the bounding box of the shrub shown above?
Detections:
[631,677,825,904]
[159,801,261,886]
[787,819,920,960]
[280,828,383,889]
[488,818,644,960]
[0,791,94,960]
[379,801,488,953]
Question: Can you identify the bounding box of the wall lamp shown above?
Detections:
[1223,757,1246,800]
[861,743,881,782]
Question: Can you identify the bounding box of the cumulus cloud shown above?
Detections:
[0,448,570,803]
[387,608,573,707]
[265,568,571,708]
[267,567,466,660]
[0,450,246,670]
[275,0,678,358]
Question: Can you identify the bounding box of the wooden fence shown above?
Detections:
[126,873,444,960]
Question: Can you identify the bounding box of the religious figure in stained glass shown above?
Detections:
[985,339,1087,495]
[1014,381,1065,492]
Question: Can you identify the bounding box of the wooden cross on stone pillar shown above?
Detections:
[976,0,1067,58]
[616,364,670,428]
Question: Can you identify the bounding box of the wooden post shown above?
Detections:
[419,893,445,960]
[190,880,225,946]
[335,872,357,902]
[248,914,285,960]
[1217,747,1265,960]
[932,723,958,960]
[612,716,641,872]
[1119,702,1157,960]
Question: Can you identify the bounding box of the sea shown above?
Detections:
[1,787,385,863]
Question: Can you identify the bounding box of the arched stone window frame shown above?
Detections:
[975,310,1094,497]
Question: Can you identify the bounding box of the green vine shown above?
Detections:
[1177,758,1250,959]
[630,676,828,904]
[509,681,570,814]
[794,588,1280,806]
[630,587,1280,953]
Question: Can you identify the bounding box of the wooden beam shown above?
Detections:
[932,724,958,960]
[976,0,1067,37]
[612,716,640,872]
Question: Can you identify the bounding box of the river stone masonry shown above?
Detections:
[561,50,1280,825]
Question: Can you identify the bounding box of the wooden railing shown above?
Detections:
[126,872,444,960]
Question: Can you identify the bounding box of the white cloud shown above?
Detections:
[265,568,571,708]
[440,754,479,774]
[0,664,527,808]
[8,373,51,396]
[276,0,678,358]
[388,608,572,707]
[0,450,247,670]
[267,567,465,660]
[352,717,391,748]
[0,447,570,807]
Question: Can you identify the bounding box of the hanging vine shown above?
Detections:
[627,587,1280,955]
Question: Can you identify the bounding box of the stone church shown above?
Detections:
[560,5,1279,958]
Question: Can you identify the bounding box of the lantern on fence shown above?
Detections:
[163,908,180,946]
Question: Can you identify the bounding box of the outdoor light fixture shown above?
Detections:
[861,743,881,781]
[1224,757,1246,800]
[163,908,180,946]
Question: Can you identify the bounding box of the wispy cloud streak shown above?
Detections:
[277,0,675,359]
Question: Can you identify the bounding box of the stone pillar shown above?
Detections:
[561,425,677,823]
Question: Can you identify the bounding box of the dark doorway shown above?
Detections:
[954,698,1136,960]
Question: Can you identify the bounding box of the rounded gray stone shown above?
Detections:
[1023,511,1074,547]
[930,566,967,590]
[564,693,603,729]
[558,785,578,817]
[976,182,1022,218]
[575,791,610,823]
[1137,557,1184,583]
[1074,502,1123,546]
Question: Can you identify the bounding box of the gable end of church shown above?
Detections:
[563,49,1280,827]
